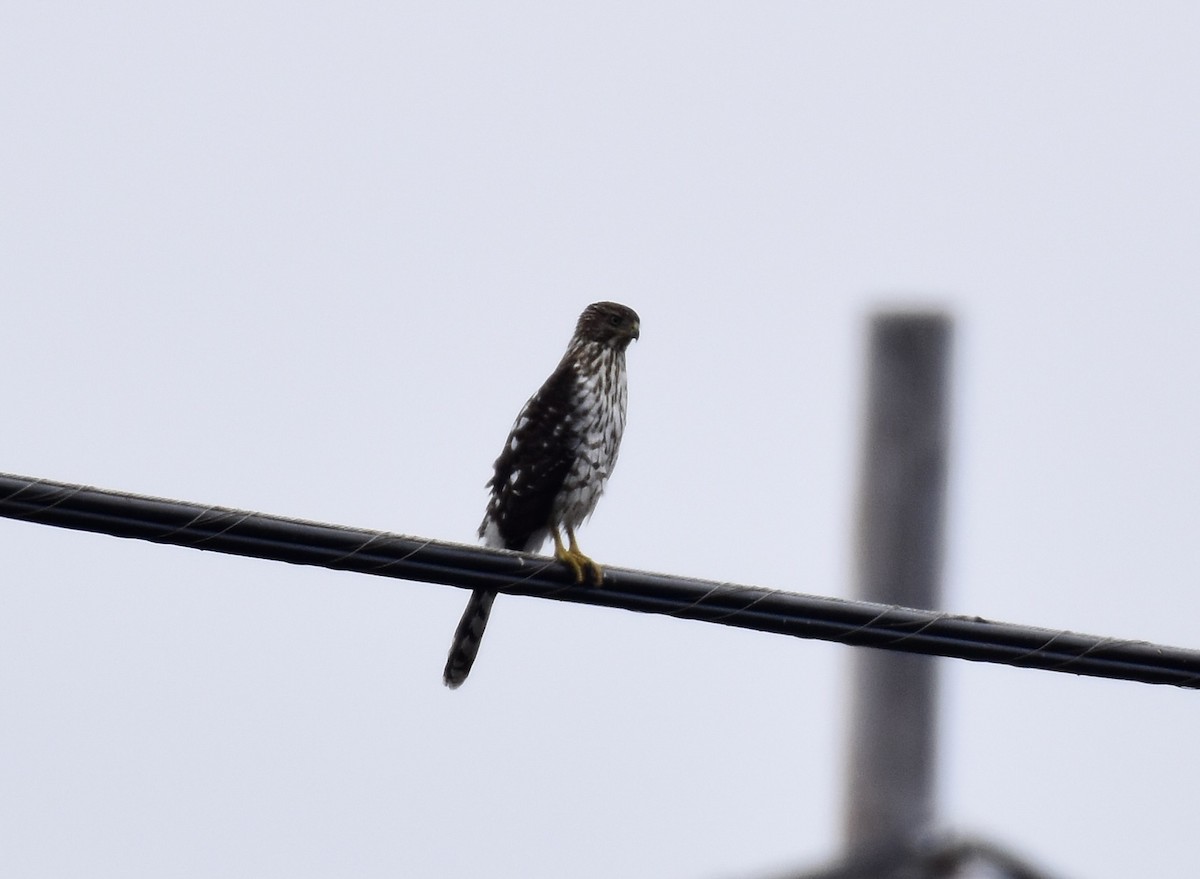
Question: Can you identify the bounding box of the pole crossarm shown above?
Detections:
[1,471,1197,689]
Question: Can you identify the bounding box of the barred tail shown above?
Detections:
[443,589,497,688]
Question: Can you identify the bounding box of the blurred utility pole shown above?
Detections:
[843,312,952,858]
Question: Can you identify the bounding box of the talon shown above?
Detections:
[552,528,605,585]
[583,558,604,585]
[552,528,584,582]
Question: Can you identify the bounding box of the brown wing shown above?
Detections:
[480,359,579,551]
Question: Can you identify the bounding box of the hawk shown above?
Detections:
[443,301,641,688]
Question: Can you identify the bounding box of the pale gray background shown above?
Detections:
[2,3,1198,877]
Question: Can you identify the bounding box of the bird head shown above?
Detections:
[576,301,640,349]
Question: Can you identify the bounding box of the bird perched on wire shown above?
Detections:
[443,301,641,688]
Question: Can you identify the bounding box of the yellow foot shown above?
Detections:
[552,528,604,585]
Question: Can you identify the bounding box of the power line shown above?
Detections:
[1,470,1197,690]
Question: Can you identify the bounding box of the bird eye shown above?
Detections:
[609,314,623,326]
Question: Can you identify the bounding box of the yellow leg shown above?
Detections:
[551,528,581,582]
[552,526,604,585]
[567,527,603,584]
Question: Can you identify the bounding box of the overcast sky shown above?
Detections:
[3,3,1199,877]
